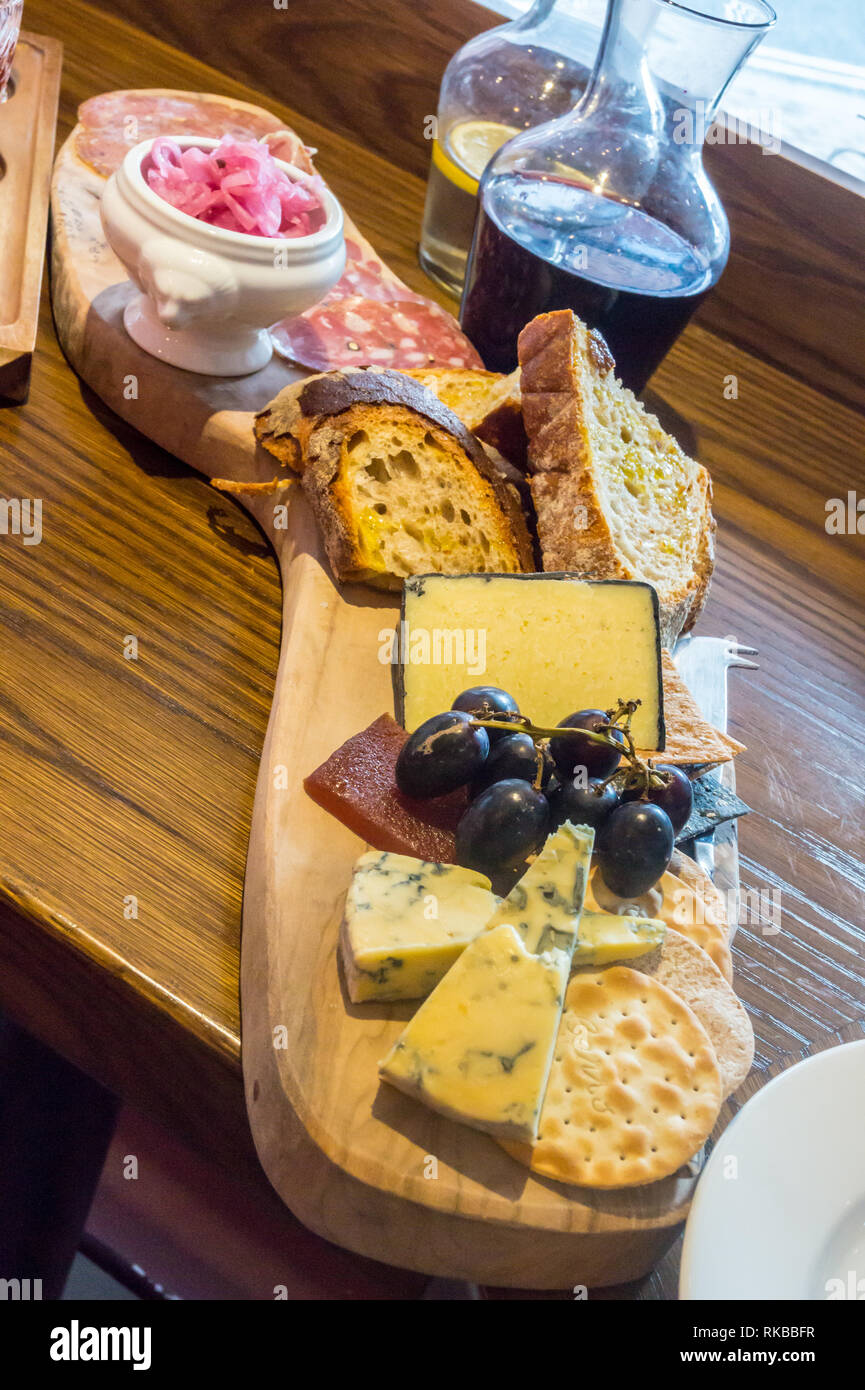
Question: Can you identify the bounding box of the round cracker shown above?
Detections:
[501,967,722,1189]
[586,860,733,983]
[669,849,730,936]
[629,928,753,1097]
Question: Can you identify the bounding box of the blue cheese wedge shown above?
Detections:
[378,823,594,1141]
[378,924,570,1140]
[573,911,666,966]
[341,851,498,1002]
[396,573,664,752]
[485,821,594,959]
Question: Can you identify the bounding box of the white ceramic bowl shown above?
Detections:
[100,136,346,376]
[680,1039,865,1300]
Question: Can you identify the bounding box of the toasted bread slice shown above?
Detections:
[404,367,527,469]
[256,368,533,587]
[518,311,715,647]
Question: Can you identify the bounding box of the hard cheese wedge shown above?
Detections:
[573,910,666,966]
[398,573,664,752]
[341,851,498,1002]
[379,821,594,1141]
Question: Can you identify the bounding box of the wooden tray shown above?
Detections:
[0,32,61,405]
[51,110,717,1288]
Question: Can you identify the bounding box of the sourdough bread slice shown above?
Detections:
[518,311,715,647]
[255,368,533,587]
[404,367,527,469]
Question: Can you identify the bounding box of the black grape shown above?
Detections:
[471,733,553,796]
[549,776,620,831]
[597,802,674,898]
[621,764,693,834]
[455,779,550,875]
[451,686,521,744]
[550,709,625,779]
[395,711,489,799]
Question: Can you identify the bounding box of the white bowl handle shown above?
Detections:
[137,237,239,330]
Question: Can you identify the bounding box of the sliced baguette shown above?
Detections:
[255,368,533,587]
[518,311,715,647]
[403,367,527,469]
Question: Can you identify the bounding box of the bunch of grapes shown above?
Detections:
[395,686,693,896]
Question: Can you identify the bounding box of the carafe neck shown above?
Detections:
[583,0,776,151]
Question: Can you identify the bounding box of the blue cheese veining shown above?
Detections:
[341,850,498,1002]
[378,822,594,1140]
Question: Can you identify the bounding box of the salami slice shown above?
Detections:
[270,294,483,371]
[76,89,286,177]
[319,237,427,307]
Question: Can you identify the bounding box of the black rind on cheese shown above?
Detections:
[396,573,666,751]
[390,617,404,728]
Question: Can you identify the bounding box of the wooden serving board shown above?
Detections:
[0,32,62,404]
[51,114,705,1288]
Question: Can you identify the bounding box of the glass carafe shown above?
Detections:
[460,0,776,390]
[419,1,607,296]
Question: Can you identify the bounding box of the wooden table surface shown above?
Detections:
[1,0,863,1299]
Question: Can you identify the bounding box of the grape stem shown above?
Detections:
[470,700,670,794]
[532,740,550,792]
[471,716,615,743]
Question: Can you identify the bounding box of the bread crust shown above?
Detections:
[257,367,496,465]
[404,366,528,471]
[300,402,534,586]
[473,397,528,473]
[518,311,715,647]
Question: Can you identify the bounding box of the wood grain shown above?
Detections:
[84,0,865,413]
[0,0,862,1296]
[703,140,865,414]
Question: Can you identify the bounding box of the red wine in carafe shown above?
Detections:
[460,172,714,391]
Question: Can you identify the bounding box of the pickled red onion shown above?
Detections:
[145,136,327,238]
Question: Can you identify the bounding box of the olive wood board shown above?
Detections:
[51,108,733,1287]
[0,32,63,405]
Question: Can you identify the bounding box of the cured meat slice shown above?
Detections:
[321,237,427,306]
[261,129,317,177]
[76,89,287,177]
[271,293,483,371]
[270,227,483,369]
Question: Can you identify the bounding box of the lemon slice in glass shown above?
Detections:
[433,119,521,195]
